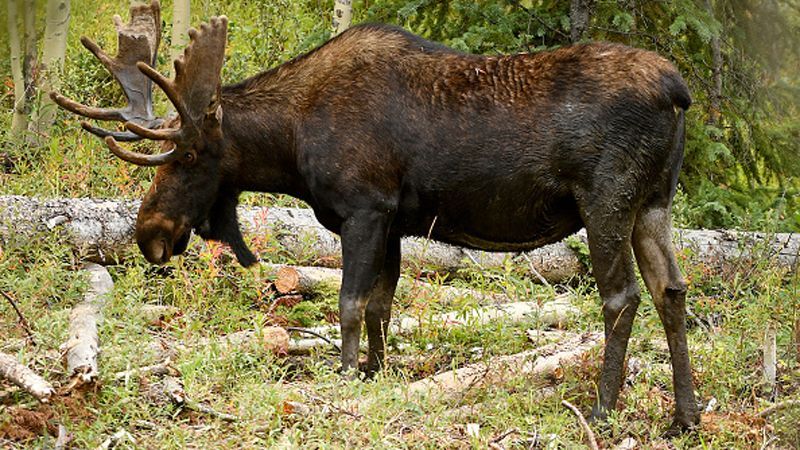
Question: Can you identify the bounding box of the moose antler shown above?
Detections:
[51,0,162,142]
[54,1,229,166]
[103,15,229,166]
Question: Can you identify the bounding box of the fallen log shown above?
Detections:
[406,332,601,398]
[60,263,113,387]
[0,352,55,402]
[287,295,578,354]
[263,264,518,308]
[3,196,797,282]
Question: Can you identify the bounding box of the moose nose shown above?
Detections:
[143,238,169,265]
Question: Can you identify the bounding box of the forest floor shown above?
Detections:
[1,210,799,448]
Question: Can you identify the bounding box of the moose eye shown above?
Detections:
[183,151,196,164]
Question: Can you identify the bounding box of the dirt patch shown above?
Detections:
[0,391,97,443]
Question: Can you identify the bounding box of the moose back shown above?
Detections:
[53,0,698,431]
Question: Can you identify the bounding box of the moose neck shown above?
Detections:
[218,77,308,200]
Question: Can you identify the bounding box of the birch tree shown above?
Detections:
[332,0,352,37]
[30,0,69,140]
[170,0,190,69]
[7,0,26,138]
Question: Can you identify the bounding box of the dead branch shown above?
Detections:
[561,400,599,450]
[1,290,36,346]
[113,359,179,382]
[60,263,114,388]
[96,428,135,450]
[0,352,55,402]
[54,424,70,450]
[757,399,800,418]
[155,375,238,422]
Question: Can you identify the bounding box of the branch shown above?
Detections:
[60,263,114,388]
[1,290,37,346]
[561,400,599,450]
[0,352,55,402]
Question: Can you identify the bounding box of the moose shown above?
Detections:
[53,0,698,431]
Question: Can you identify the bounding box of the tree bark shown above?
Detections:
[22,0,37,122]
[30,0,69,140]
[332,0,352,37]
[1,196,798,279]
[170,0,190,70]
[7,0,27,138]
[705,0,722,125]
[569,0,594,43]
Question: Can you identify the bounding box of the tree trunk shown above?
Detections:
[7,0,27,138]
[332,0,352,37]
[30,0,69,140]
[22,0,37,121]
[705,0,722,125]
[1,196,798,278]
[170,0,190,70]
[569,0,593,43]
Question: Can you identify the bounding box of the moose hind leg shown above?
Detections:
[364,235,401,376]
[633,207,699,431]
[583,215,641,422]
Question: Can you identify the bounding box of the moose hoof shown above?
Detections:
[663,413,700,437]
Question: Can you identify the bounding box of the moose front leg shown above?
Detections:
[338,210,394,374]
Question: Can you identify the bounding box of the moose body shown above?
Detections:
[55,1,699,431]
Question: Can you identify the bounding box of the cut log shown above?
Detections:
[2,196,798,281]
[274,266,301,294]
[60,263,113,387]
[0,352,55,402]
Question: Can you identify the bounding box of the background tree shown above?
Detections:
[30,0,70,141]
[332,0,353,36]
[170,0,189,73]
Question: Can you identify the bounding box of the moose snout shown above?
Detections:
[135,213,191,265]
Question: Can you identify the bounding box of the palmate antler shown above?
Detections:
[52,0,229,166]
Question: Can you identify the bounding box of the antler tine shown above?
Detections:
[80,121,159,142]
[51,0,162,140]
[104,136,182,166]
[169,15,228,128]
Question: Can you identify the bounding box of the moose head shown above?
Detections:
[51,1,254,266]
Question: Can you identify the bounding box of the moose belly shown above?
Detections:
[397,188,583,252]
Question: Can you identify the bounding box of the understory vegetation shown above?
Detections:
[1,0,799,448]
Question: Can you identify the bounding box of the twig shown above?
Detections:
[757,399,800,418]
[113,359,179,382]
[490,427,518,444]
[287,327,341,352]
[522,254,551,287]
[1,290,36,346]
[54,424,70,450]
[561,400,599,450]
[185,400,239,422]
[96,428,135,450]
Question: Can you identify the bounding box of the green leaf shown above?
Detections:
[669,15,687,35]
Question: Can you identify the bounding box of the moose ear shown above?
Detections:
[206,86,223,124]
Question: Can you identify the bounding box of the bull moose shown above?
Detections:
[53,0,699,431]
